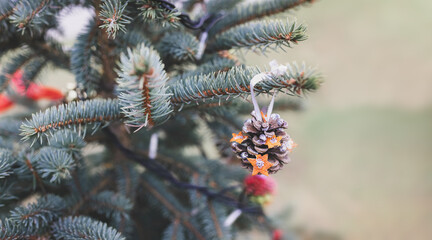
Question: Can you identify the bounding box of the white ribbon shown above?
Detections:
[250,60,287,121]
[223,209,242,227]
[195,32,208,60]
[148,133,159,160]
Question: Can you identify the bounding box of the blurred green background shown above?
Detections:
[3,0,432,239]
[245,0,432,239]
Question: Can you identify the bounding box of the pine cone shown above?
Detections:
[231,110,293,174]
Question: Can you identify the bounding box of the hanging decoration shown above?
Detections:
[230,61,298,175]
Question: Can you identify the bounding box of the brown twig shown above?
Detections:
[24,158,46,193]
[141,181,206,240]
[18,0,51,29]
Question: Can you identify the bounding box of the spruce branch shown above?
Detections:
[0,181,17,207]
[9,194,66,230]
[15,152,47,192]
[139,0,181,27]
[209,0,313,36]
[158,31,199,61]
[115,162,140,201]
[169,64,321,105]
[116,44,172,130]
[208,18,307,52]
[9,0,50,32]
[139,0,224,31]
[20,98,121,145]
[71,19,101,93]
[171,54,237,83]
[0,119,21,138]
[0,218,38,240]
[0,1,18,22]
[22,57,48,84]
[52,216,125,240]
[141,173,206,240]
[48,130,86,156]
[0,136,13,149]
[189,176,229,240]
[70,177,112,213]
[0,149,15,179]
[99,0,131,39]
[91,190,133,223]
[0,48,36,93]
[162,220,186,240]
[35,147,76,184]
[8,0,80,33]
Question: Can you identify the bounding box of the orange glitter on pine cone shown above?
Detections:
[265,135,283,149]
[230,131,248,144]
[247,154,273,176]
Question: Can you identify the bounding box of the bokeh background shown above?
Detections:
[2,0,432,239]
[246,0,432,239]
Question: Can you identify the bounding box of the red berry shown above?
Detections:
[244,175,275,196]
[272,229,283,240]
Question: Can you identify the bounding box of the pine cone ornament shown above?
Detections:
[231,110,297,175]
[231,60,299,175]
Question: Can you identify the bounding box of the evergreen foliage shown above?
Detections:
[52,216,126,240]
[209,18,307,52]
[35,147,75,183]
[0,0,322,239]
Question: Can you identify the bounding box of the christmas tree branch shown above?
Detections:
[90,190,133,228]
[169,64,321,105]
[22,57,48,83]
[0,1,18,21]
[35,147,76,184]
[95,0,118,92]
[0,119,20,138]
[23,156,47,193]
[71,19,101,92]
[20,98,121,145]
[209,0,313,36]
[207,201,225,238]
[116,44,172,129]
[0,149,15,179]
[0,219,39,239]
[10,0,50,31]
[171,53,238,83]
[157,31,199,61]
[70,178,111,213]
[0,49,37,93]
[162,219,184,240]
[208,18,307,52]
[52,216,125,240]
[9,194,66,230]
[141,176,206,240]
[139,0,181,27]
[99,0,131,39]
